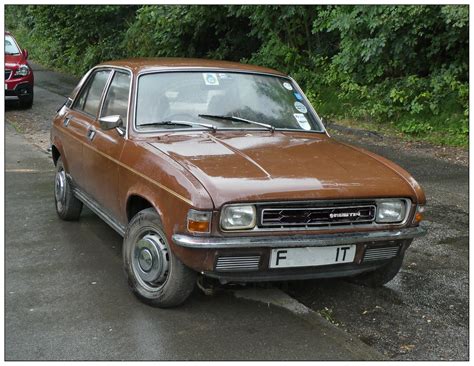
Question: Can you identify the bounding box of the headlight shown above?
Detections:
[221,205,256,230]
[14,65,30,77]
[376,199,407,223]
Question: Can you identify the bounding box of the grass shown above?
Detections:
[7,120,24,134]
[311,85,468,148]
[318,307,341,327]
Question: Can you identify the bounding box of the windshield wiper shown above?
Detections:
[198,114,275,132]
[139,120,217,132]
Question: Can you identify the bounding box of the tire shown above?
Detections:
[54,157,83,220]
[19,92,33,109]
[123,208,197,308]
[348,253,405,287]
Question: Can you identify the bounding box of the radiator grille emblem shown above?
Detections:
[329,212,361,218]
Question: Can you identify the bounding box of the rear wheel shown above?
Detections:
[348,253,405,287]
[123,208,196,308]
[54,157,83,220]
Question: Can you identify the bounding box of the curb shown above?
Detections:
[234,287,385,361]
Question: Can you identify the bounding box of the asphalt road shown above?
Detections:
[5,61,469,360]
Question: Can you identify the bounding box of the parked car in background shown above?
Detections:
[50,58,426,308]
[5,31,34,108]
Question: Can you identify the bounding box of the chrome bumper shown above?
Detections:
[172,226,426,249]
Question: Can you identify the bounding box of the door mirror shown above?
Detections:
[99,115,122,130]
[22,49,28,59]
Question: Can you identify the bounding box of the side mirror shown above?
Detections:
[99,115,122,130]
[22,49,28,59]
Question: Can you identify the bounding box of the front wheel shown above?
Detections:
[348,253,405,287]
[19,92,33,109]
[123,208,196,308]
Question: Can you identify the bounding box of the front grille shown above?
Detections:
[215,256,261,272]
[5,70,12,80]
[260,204,376,228]
[363,246,400,262]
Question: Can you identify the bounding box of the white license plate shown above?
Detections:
[269,245,356,268]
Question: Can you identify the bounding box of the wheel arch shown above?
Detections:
[126,193,159,222]
[122,185,190,243]
[50,137,67,170]
[51,145,61,166]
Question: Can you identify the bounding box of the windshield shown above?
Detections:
[5,35,20,55]
[135,72,323,132]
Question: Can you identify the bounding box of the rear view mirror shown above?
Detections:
[99,115,123,130]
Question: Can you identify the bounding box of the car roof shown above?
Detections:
[97,57,286,76]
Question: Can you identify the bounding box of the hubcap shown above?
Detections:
[55,170,66,204]
[132,233,169,285]
[138,248,153,272]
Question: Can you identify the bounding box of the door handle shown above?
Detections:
[87,128,96,141]
[63,117,71,127]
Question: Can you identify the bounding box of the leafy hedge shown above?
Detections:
[5,5,468,146]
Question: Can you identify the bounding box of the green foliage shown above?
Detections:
[123,6,258,61]
[399,119,433,135]
[5,4,468,146]
[6,5,138,75]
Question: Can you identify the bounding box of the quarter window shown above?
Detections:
[74,70,110,117]
[101,71,131,124]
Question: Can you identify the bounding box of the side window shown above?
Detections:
[101,71,131,124]
[74,70,110,117]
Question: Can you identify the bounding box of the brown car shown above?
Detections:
[50,58,426,307]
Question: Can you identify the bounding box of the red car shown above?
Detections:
[5,31,34,108]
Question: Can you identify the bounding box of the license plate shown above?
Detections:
[269,245,356,268]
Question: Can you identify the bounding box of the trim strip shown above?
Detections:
[172,226,426,249]
[59,127,193,205]
[73,187,126,236]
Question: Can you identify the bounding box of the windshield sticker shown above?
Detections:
[294,101,307,114]
[294,92,303,101]
[218,73,231,79]
[283,82,293,90]
[165,91,179,99]
[294,113,311,130]
[203,73,219,86]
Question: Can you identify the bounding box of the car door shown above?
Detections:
[62,69,111,190]
[82,69,131,222]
